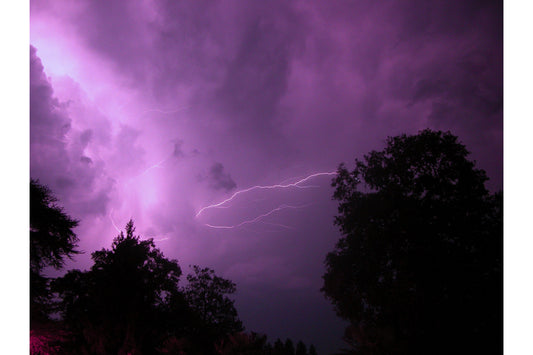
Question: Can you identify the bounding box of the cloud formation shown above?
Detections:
[30,1,502,352]
[30,46,114,219]
[205,162,237,192]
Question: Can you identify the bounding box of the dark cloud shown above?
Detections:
[30,45,72,186]
[30,1,502,352]
[172,139,184,158]
[80,156,92,164]
[211,3,306,133]
[71,179,114,217]
[30,46,71,149]
[206,162,237,192]
[79,129,93,147]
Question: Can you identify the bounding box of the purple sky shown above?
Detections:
[30,0,502,352]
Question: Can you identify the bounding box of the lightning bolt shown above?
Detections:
[109,208,121,233]
[129,142,178,180]
[203,204,309,229]
[196,171,337,217]
[139,107,189,116]
[136,156,169,177]
[259,221,296,230]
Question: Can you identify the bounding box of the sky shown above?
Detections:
[28,0,502,352]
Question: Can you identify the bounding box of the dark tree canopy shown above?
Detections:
[90,220,182,313]
[273,338,285,354]
[283,338,295,355]
[184,265,244,338]
[30,179,79,273]
[322,130,502,355]
[30,179,79,324]
[295,340,307,355]
[50,221,249,354]
[52,220,184,354]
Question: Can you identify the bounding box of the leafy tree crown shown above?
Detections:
[30,179,79,272]
[322,129,502,354]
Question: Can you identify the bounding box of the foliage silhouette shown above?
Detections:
[30,179,80,272]
[284,338,295,355]
[322,130,502,355]
[214,332,268,354]
[183,264,244,352]
[295,340,307,355]
[273,338,285,354]
[30,179,79,324]
[49,221,253,354]
[52,220,185,354]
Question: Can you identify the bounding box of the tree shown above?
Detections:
[283,338,295,355]
[322,130,502,355]
[52,220,184,354]
[273,338,285,354]
[295,340,307,355]
[184,265,244,339]
[214,332,269,354]
[30,179,79,323]
[30,179,80,272]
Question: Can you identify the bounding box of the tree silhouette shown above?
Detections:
[283,338,295,355]
[295,340,307,355]
[52,220,184,354]
[273,338,285,354]
[30,179,79,324]
[30,179,80,272]
[51,221,249,354]
[214,332,269,354]
[184,264,244,349]
[322,130,502,355]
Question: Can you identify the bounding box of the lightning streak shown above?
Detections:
[259,221,296,230]
[204,204,309,229]
[129,142,177,181]
[109,209,121,233]
[196,171,337,217]
[136,156,169,177]
[139,106,189,116]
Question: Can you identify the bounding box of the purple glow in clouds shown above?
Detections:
[30,0,502,352]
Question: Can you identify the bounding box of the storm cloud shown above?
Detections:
[30,1,502,352]
[206,162,237,192]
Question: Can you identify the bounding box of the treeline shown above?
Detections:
[30,180,318,354]
[31,129,503,354]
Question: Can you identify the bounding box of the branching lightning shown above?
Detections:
[197,171,337,231]
[196,171,337,218]
[204,204,310,229]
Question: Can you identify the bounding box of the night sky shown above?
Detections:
[29,1,502,352]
